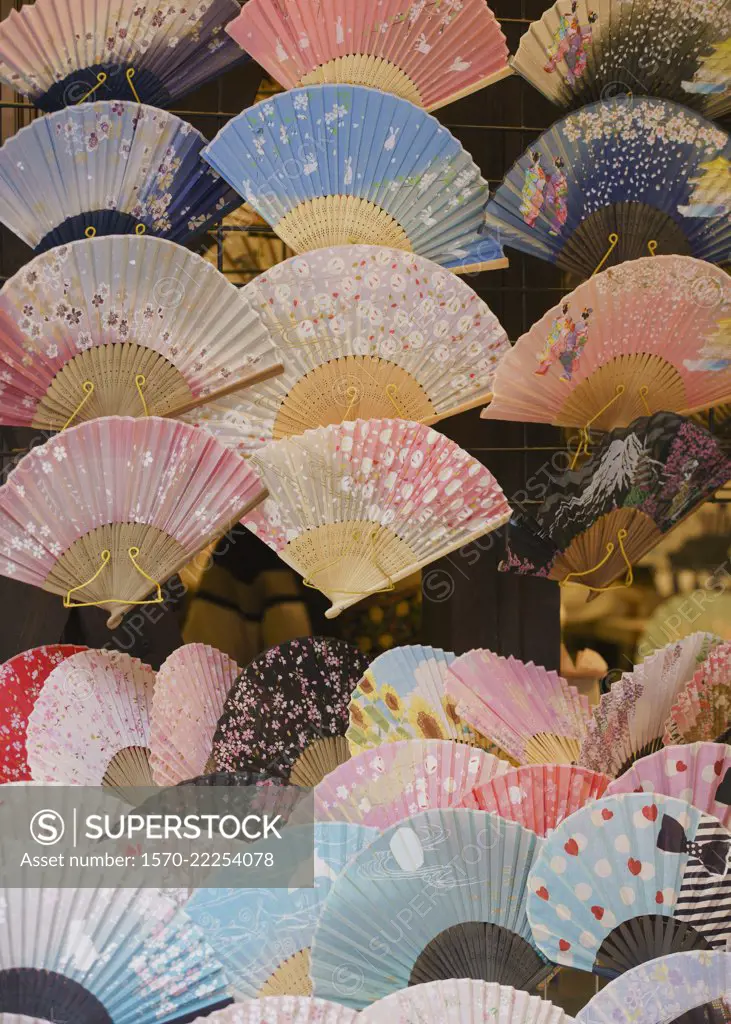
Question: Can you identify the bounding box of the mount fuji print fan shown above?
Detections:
[0,416,267,628]
[511,0,731,117]
[361,980,572,1024]
[190,1001,358,1024]
[243,419,511,618]
[310,808,552,1008]
[212,637,369,786]
[527,792,731,976]
[0,235,283,430]
[483,97,730,280]
[482,256,731,431]
[0,0,248,112]
[189,245,510,453]
[665,641,731,746]
[225,0,511,112]
[201,85,507,274]
[0,101,240,253]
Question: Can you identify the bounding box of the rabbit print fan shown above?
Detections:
[202,85,507,274]
[243,419,511,618]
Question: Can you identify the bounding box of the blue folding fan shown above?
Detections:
[201,84,507,274]
[484,97,730,280]
[310,808,552,1009]
[0,101,240,252]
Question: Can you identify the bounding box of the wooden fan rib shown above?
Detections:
[552,508,663,590]
[275,196,412,253]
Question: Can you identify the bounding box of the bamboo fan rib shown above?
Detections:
[664,643,731,746]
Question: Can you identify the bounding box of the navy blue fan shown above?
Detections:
[484,97,730,280]
[0,101,240,252]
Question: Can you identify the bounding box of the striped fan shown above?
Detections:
[149,643,241,787]
[202,85,507,274]
[0,101,239,253]
[225,0,511,112]
[0,416,267,628]
[446,649,591,764]
[481,256,731,430]
[484,97,730,279]
[188,1000,358,1024]
[189,245,510,453]
[664,641,731,745]
[511,0,731,117]
[361,980,571,1024]
[243,419,511,618]
[0,235,283,430]
[0,0,248,112]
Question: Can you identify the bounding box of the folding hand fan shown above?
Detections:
[606,743,731,828]
[445,648,591,764]
[0,101,240,253]
[684,38,731,120]
[0,235,283,430]
[225,0,511,112]
[0,644,86,781]
[186,822,376,998]
[188,1000,359,1024]
[212,637,369,786]
[483,97,730,279]
[361,979,570,1024]
[201,85,507,274]
[664,641,731,746]
[511,0,731,117]
[188,245,510,452]
[501,414,731,591]
[149,643,241,787]
[314,739,510,829]
[0,416,267,628]
[462,764,610,837]
[579,633,721,777]
[527,793,731,976]
[481,256,731,430]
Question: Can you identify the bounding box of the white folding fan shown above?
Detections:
[0,416,267,628]
[188,1001,358,1024]
[242,418,511,618]
[361,980,571,1024]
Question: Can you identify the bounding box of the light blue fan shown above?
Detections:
[484,96,730,280]
[310,808,552,1009]
[202,84,507,274]
[186,822,376,998]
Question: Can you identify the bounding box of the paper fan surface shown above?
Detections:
[226,0,510,112]
[311,808,551,1008]
[607,743,731,828]
[0,416,266,627]
[665,641,731,746]
[482,256,731,430]
[446,649,591,764]
[0,101,239,253]
[186,822,376,998]
[188,245,510,453]
[527,793,731,975]
[511,0,731,117]
[202,85,506,274]
[684,38,731,121]
[149,643,240,787]
[212,637,369,786]
[315,739,510,829]
[0,0,248,112]
[362,980,571,1024]
[484,97,730,279]
[462,764,610,837]
[579,633,721,777]
[189,1000,358,1024]
[243,419,511,618]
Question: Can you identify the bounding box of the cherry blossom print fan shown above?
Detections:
[361,980,571,1024]
[315,739,510,829]
[0,0,248,112]
[0,101,240,253]
[0,644,85,781]
[188,246,510,453]
[0,416,267,629]
[579,633,721,778]
[212,637,369,786]
[462,764,610,837]
[149,643,241,787]
[527,793,731,976]
[243,419,511,619]
[483,97,730,279]
[188,1001,358,1024]
[446,649,591,764]
[664,641,731,746]
[226,0,511,112]
[511,0,731,117]
[0,235,283,430]
[201,85,507,274]
[481,256,731,431]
